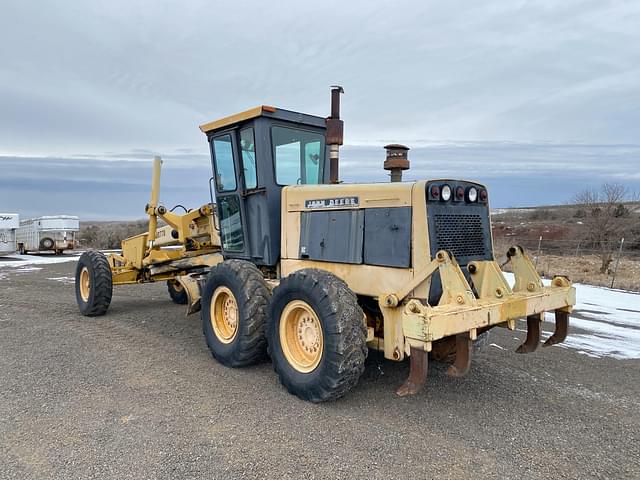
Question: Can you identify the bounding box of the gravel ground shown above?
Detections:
[1,260,639,479]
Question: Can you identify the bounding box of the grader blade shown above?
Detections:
[516,314,542,353]
[544,310,569,347]
[396,347,428,397]
[447,333,472,378]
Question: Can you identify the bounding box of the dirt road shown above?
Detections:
[1,260,638,479]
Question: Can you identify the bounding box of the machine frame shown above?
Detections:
[74,88,576,401]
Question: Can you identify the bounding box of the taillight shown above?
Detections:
[455,186,464,200]
[430,185,440,199]
[479,189,488,202]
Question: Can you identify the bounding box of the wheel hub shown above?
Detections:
[211,287,239,343]
[79,267,90,302]
[280,300,323,373]
[298,317,320,354]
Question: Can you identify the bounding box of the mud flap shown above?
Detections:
[176,274,203,315]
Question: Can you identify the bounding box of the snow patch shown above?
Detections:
[15,266,43,274]
[0,253,80,269]
[503,272,640,360]
[47,276,76,285]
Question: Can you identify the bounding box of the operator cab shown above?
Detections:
[200,106,331,267]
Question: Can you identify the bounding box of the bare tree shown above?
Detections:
[573,183,635,273]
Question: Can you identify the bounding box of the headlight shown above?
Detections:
[441,184,452,201]
[467,187,478,202]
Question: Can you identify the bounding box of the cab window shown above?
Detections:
[272,126,324,185]
[218,196,244,252]
[212,134,237,192]
[240,128,258,189]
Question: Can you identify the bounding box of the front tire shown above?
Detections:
[267,269,367,402]
[75,250,113,316]
[201,260,270,367]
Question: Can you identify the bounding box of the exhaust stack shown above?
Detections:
[326,86,344,184]
[384,144,410,182]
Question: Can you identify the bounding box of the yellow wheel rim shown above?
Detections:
[279,300,323,373]
[79,267,90,302]
[211,287,239,344]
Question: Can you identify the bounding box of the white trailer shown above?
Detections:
[0,213,20,256]
[16,215,80,255]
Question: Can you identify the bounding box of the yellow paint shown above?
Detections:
[279,300,324,373]
[199,106,276,133]
[282,182,414,212]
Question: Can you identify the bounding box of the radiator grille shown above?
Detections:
[432,213,487,259]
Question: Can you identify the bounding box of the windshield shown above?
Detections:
[271,126,324,185]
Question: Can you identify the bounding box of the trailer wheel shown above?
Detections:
[75,250,113,316]
[167,279,188,304]
[201,260,270,367]
[40,237,54,250]
[267,269,367,402]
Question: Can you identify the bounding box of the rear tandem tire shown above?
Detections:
[167,279,188,304]
[267,269,368,402]
[201,260,271,367]
[75,250,113,316]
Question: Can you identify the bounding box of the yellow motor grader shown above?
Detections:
[75,88,575,402]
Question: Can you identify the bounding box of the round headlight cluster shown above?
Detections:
[467,187,478,203]
[430,183,487,203]
[441,185,452,202]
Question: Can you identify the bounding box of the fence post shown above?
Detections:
[575,240,581,257]
[610,237,625,289]
[534,235,543,269]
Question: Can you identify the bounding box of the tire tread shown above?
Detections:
[75,250,113,317]
[268,269,367,402]
[202,260,270,367]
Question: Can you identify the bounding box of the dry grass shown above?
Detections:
[495,244,640,292]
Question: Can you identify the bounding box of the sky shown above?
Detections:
[1,0,639,219]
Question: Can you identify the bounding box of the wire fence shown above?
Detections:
[494,235,639,291]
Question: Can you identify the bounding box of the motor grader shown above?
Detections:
[75,87,575,402]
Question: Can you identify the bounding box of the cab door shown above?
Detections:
[210,131,248,258]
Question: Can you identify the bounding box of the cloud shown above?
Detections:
[1,0,639,155]
[0,1,638,217]
[0,153,213,219]
[2,141,638,219]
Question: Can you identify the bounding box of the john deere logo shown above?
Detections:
[305,197,359,209]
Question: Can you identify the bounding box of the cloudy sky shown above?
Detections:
[1,1,639,218]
